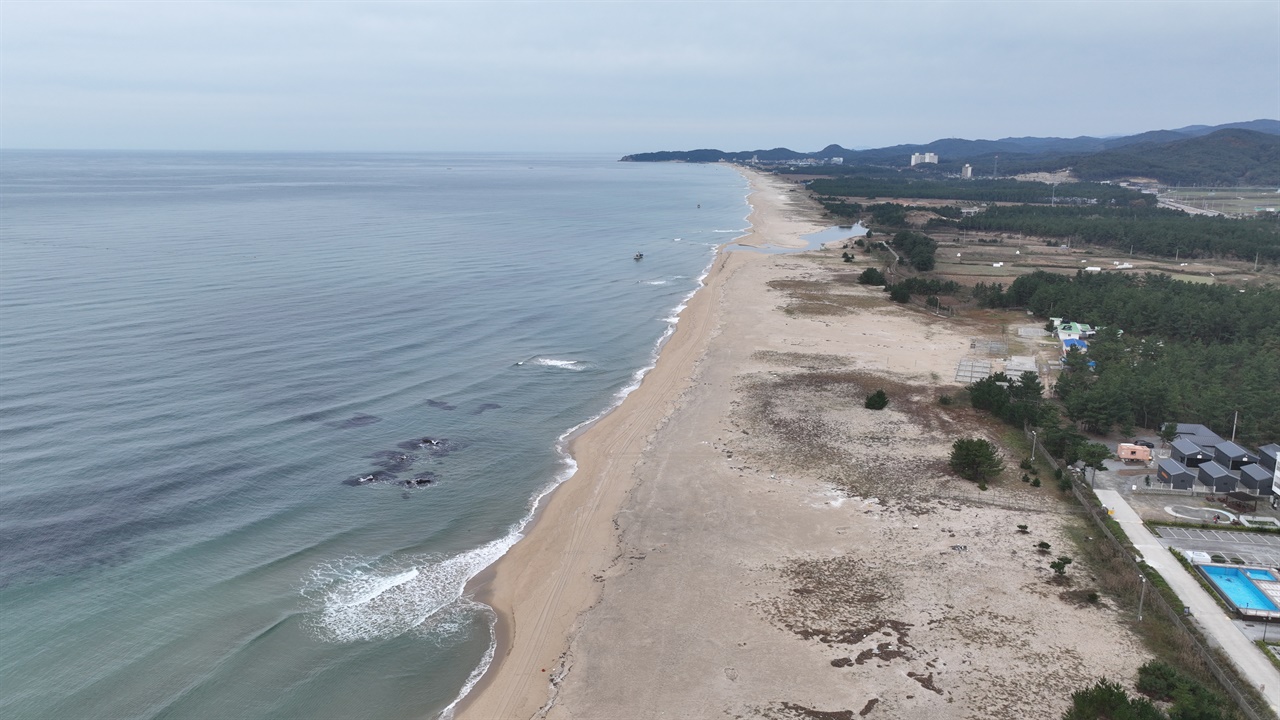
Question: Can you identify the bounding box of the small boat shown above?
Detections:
[633,253,644,261]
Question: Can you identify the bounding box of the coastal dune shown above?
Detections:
[459,170,1148,719]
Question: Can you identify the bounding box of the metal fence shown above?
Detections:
[1023,425,1269,720]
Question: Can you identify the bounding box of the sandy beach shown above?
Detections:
[458,168,1150,719]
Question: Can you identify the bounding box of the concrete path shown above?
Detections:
[1095,489,1280,714]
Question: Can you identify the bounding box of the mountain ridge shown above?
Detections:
[620,120,1280,185]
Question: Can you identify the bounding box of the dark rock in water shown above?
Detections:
[367,450,417,473]
[406,472,437,487]
[297,412,326,423]
[342,470,398,486]
[396,436,468,457]
[326,413,382,429]
[422,438,469,458]
[426,399,457,411]
[472,403,502,415]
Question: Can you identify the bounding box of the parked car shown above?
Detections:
[1132,440,1155,448]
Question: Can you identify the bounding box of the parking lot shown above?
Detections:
[1154,526,1280,568]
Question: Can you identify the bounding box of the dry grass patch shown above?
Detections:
[752,351,853,369]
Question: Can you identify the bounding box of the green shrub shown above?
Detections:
[938,394,954,406]
[1062,679,1162,720]
[1050,556,1073,575]
[949,438,1004,484]
[857,267,886,285]
[864,389,889,410]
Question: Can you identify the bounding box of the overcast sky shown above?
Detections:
[2,1,1276,153]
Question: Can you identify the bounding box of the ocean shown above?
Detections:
[0,151,749,719]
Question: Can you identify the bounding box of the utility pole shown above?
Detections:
[1231,410,1239,442]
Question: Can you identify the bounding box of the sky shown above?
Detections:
[2,1,1277,153]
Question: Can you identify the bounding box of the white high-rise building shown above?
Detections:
[961,164,973,179]
[910,152,939,166]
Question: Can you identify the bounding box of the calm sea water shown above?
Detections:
[0,152,748,719]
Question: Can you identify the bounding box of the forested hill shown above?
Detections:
[1049,129,1280,186]
[621,120,1280,185]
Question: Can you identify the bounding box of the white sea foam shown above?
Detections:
[530,357,584,370]
[328,568,418,608]
[438,602,497,720]
[641,279,668,285]
[516,356,585,370]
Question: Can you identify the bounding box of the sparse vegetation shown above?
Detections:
[1050,556,1074,576]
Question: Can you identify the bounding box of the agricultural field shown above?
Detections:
[1159,187,1280,216]
[920,228,1275,288]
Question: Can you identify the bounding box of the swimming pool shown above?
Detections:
[1202,565,1279,613]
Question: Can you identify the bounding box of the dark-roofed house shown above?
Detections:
[1176,423,1217,437]
[1213,441,1251,471]
[1172,438,1213,467]
[1261,444,1280,495]
[1174,423,1226,452]
[1156,458,1196,490]
[1239,464,1273,495]
[1261,444,1279,474]
[1197,461,1235,493]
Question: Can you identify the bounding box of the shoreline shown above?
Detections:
[453,167,805,718]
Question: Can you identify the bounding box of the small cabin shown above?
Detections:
[1259,444,1279,474]
[1213,441,1251,471]
[1239,463,1273,495]
[1197,461,1236,493]
[1172,438,1212,468]
[1156,458,1196,490]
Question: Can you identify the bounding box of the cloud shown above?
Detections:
[2,0,1275,151]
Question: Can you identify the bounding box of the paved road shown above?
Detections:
[1095,489,1280,713]
[1154,527,1280,568]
